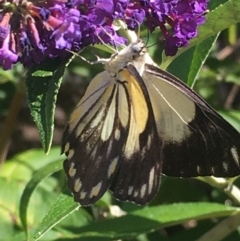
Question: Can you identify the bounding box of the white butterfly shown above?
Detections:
[62,39,240,206]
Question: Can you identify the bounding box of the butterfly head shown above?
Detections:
[105,39,153,76]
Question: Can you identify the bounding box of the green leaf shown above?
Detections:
[0,147,61,181]
[11,232,29,241]
[186,35,219,87]
[218,110,240,132]
[26,56,72,153]
[196,0,240,43]
[167,35,219,87]
[0,175,59,240]
[0,178,23,240]
[19,160,63,238]
[32,191,79,241]
[167,46,195,84]
[32,201,238,241]
[71,203,238,240]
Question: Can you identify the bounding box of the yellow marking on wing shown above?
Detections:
[108,157,119,177]
[64,142,70,153]
[124,104,140,158]
[101,90,116,141]
[90,181,102,197]
[223,162,228,171]
[115,128,121,140]
[106,139,113,158]
[231,146,239,165]
[68,162,76,177]
[80,191,86,199]
[148,167,155,194]
[68,149,74,159]
[74,178,82,192]
[134,190,138,197]
[128,186,133,195]
[118,83,129,128]
[140,184,147,198]
[119,69,148,134]
[147,134,152,149]
[89,106,105,129]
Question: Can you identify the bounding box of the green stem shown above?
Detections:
[196,212,240,241]
[197,177,240,205]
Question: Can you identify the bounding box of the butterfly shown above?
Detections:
[62,39,240,206]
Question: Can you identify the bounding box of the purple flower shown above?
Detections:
[138,0,208,56]
[0,14,18,70]
[0,32,18,70]
[0,0,208,69]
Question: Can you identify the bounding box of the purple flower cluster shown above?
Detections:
[0,0,208,70]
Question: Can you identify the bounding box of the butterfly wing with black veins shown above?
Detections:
[62,39,240,206]
[108,65,162,205]
[62,41,163,205]
[143,65,240,177]
[62,71,129,206]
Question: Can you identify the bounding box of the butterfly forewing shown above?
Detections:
[144,64,240,177]
[62,61,163,205]
[63,72,130,205]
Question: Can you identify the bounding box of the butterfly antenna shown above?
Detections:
[146,30,150,46]
[66,49,109,65]
[147,39,162,49]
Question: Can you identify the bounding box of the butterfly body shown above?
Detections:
[62,40,240,206]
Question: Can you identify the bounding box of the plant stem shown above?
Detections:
[0,81,25,166]
[196,212,240,241]
[197,176,240,205]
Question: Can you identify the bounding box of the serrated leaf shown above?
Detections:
[26,56,72,153]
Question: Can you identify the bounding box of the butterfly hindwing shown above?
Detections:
[109,65,162,204]
[144,64,240,177]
